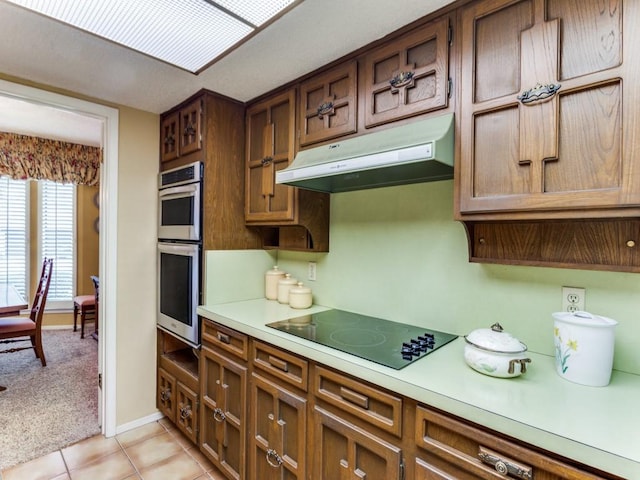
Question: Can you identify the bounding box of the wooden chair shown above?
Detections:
[0,258,54,366]
[73,283,96,339]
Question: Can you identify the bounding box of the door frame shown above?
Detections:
[0,78,118,436]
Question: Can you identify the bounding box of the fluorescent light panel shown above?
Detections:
[7,0,298,73]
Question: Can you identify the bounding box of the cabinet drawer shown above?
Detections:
[201,319,248,361]
[415,405,608,480]
[252,341,308,392]
[313,365,402,437]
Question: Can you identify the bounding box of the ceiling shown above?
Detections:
[0,0,454,145]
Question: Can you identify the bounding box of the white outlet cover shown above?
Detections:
[562,286,585,313]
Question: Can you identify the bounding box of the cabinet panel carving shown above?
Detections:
[299,61,357,146]
[363,16,450,127]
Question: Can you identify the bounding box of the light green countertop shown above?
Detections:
[197,299,640,479]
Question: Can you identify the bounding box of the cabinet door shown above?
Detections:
[200,346,247,480]
[175,382,198,445]
[179,98,202,156]
[363,16,450,128]
[249,373,307,480]
[299,61,357,146]
[160,111,179,163]
[458,0,640,216]
[312,406,403,480]
[246,89,296,224]
[157,367,176,421]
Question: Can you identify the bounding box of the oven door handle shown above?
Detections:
[159,184,199,200]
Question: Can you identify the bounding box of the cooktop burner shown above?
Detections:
[266,309,457,370]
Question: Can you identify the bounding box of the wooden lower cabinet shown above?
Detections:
[161,320,619,479]
[249,373,307,479]
[200,345,247,480]
[414,405,611,480]
[312,406,404,480]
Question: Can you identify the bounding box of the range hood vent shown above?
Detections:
[276,113,454,193]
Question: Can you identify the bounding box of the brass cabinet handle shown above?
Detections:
[217,332,230,344]
[261,156,273,166]
[183,122,196,136]
[212,407,226,423]
[160,388,171,402]
[478,446,533,480]
[389,70,415,89]
[317,101,334,118]
[266,448,283,468]
[517,82,561,105]
[179,405,192,420]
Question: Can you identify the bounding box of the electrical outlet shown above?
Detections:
[308,261,317,281]
[562,287,585,313]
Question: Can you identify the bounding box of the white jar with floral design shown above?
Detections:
[552,311,618,387]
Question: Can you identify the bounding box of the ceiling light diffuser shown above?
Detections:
[6,0,300,73]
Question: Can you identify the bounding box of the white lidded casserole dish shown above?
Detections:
[464,323,531,378]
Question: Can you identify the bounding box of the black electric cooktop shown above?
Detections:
[266,309,457,370]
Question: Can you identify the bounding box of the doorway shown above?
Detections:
[0,78,118,436]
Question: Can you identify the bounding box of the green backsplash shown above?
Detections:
[276,180,640,375]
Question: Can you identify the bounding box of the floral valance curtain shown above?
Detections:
[0,131,102,186]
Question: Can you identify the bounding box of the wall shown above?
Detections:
[275,180,640,376]
[114,105,159,426]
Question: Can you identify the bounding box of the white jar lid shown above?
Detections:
[552,311,618,327]
[266,265,285,276]
[289,282,311,295]
[464,323,527,354]
[278,273,298,285]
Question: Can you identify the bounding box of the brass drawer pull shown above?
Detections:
[212,407,226,423]
[267,355,289,372]
[179,405,192,420]
[266,448,283,468]
[339,386,370,409]
[517,82,561,105]
[160,388,171,402]
[478,446,532,480]
[217,332,230,344]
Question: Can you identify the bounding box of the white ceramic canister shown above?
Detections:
[265,266,285,300]
[277,274,298,304]
[288,282,313,309]
[552,311,618,387]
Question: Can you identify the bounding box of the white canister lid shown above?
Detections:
[266,265,285,277]
[465,323,527,354]
[289,282,311,295]
[552,311,618,328]
[278,273,298,286]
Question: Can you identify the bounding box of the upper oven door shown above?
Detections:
[158,182,201,241]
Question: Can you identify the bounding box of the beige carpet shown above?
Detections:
[0,328,100,470]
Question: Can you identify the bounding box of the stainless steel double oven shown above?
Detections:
[157,161,202,347]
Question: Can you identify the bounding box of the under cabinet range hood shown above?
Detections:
[276,113,454,193]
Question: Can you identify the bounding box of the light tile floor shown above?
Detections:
[0,418,227,480]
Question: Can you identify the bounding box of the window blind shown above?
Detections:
[40,181,75,309]
[0,176,28,298]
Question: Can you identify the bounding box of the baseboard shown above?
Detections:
[114,411,165,436]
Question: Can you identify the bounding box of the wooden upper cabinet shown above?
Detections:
[363,16,450,128]
[298,61,357,146]
[160,97,203,163]
[160,111,179,162]
[458,0,640,218]
[245,89,296,223]
[179,98,202,156]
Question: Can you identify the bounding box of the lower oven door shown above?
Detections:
[157,242,200,347]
